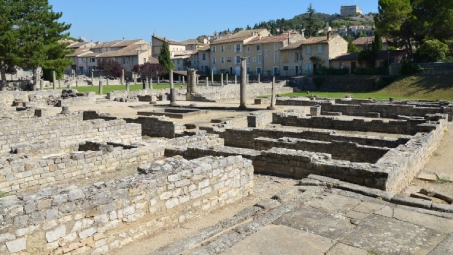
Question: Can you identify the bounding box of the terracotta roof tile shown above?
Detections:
[280,35,339,51]
[353,36,388,46]
[245,33,296,45]
[211,29,268,45]
[152,35,185,45]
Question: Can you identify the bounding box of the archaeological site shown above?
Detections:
[1,68,453,255]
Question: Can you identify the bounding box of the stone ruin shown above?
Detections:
[0,76,452,254]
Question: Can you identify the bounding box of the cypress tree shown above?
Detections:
[158,41,174,74]
[372,32,383,52]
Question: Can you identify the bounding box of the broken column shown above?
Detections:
[53,71,56,90]
[40,80,44,90]
[149,77,153,89]
[211,70,214,86]
[234,75,237,85]
[121,69,125,85]
[205,77,209,87]
[99,80,103,95]
[226,73,229,85]
[133,72,137,84]
[126,79,130,92]
[91,70,94,86]
[258,73,261,83]
[186,68,197,100]
[170,70,177,106]
[221,73,224,87]
[268,76,276,110]
[239,57,247,110]
[182,75,185,85]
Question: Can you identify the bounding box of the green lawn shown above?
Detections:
[283,91,438,101]
[46,83,187,95]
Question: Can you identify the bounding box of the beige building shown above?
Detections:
[194,46,210,74]
[244,32,304,76]
[66,39,151,76]
[209,29,270,75]
[353,36,389,51]
[340,5,362,16]
[280,34,348,75]
[151,34,186,58]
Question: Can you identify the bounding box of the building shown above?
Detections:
[151,34,186,58]
[279,32,348,75]
[244,32,304,76]
[353,36,389,51]
[194,46,210,74]
[330,50,406,73]
[209,29,270,75]
[65,39,151,75]
[341,5,363,16]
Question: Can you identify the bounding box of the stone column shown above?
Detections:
[170,70,176,106]
[126,81,130,92]
[121,69,125,85]
[258,73,261,83]
[145,78,149,89]
[239,57,247,110]
[157,77,160,84]
[226,73,229,85]
[188,68,196,94]
[196,75,198,85]
[211,70,214,86]
[76,80,78,87]
[133,73,137,84]
[234,75,237,85]
[268,76,276,110]
[205,77,209,87]
[220,73,224,87]
[58,80,62,88]
[91,70,94,85]
[53,71,56,90]
[149,78,153,90]
[182,75,185,85]
[40,80,44,90]
[68,80,72,89]
[106,79,109,86]
[99,80,103,95]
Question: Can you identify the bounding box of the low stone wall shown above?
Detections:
[0,156,253,255]
[106,88,169,100]
[0,118,142,154]
[0,90,96,108]
[254,138,389,163]
[211,128,409,149]
[272,113,435,135]
[83,111,185,138]
[0,113,83,132]
[170,133,224,148]
[276,97,453,121]
[0,141,166,194]
[247,112,271,128]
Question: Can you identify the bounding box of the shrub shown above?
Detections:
[353,67,388,75]
[399,59,422,75]
[320,66,349,75]
[312,76,326,88]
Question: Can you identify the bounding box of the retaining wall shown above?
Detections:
[0,91,96,108]
[0,156,253,255]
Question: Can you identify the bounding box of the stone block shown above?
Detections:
[6,238,27,253]
[46,225,66,242]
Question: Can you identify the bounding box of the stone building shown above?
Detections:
[244,32,304,76]
[340,5,362,16]
[209,29,271,75]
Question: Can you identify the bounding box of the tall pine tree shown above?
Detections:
[304,3,318,38]
[158,41,174,74]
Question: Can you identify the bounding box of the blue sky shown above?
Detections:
[49,0,378,43]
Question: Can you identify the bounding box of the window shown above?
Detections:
[340,62,344,69]
[257,54,262,63]
[221,56,225,63]
[318,45,323,54]
[274,53,278,63]
[246,46,250,52]
[227,56,232,62]
[274,43,278,50]
[306,62,311,71]
[247,57,250,64]
[212,57,216,64]
[228,45,232,49]
[90,58,96,63]
[257,45,261,51]
[221,45,225,52]
[295,53,299,61]
[212,46,216,52]
[235,56,241,64]
[283,66,289,71]
[306,45,311,55]
[235,44,242,53]
[202,54,206,60]
[264,50,269,57]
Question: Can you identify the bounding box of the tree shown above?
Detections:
[158,41,174,74]
[97,59,122,78]
[358,49,377,67]
[375,0,414,56]
[411,0,453,43]
[14,0,73,90]
[372,32,383,52]
[415,39,449,62]
[348,42,359,53]
[0,1,21,89]
[304,3,318,37]
[134,63,165,81]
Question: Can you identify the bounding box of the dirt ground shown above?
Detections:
[50,97,452,255]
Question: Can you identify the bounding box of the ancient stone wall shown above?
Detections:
[247,112,271,128]
[0,91,96,108]
[0,118,141,154]
[0,156,253,255]
[170,133,224,148]
[0,113,83,131]
[272,113,432,135]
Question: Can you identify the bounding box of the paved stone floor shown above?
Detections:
[152,177,453,255]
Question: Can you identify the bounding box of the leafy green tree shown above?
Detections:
[372,32,383,52]
[411,0,453,43]
[415,39,450,62]
[348,42,359,53]
[14,0,73,90]
[304,3,318,37]
[158,41,174,74]
[358,49,377,67]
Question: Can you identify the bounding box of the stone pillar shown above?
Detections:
[98,80,103,95]
[182,75,185,85]
[258,73,261,83]
[268,76,276,110]
[106,79,109,86]
[145,78,149,89]
[157,77,160,84]
[221,73,224,87]
[310,105,321,116]
[196,75,198,85]
[205,77,209,87]
[239,57,247,110]
[121,69,125,85]
[61,106,70,114]
[126,80,130,92]
[68,80,72,89]
[149,78,153,90]
[53,71,56,90]
[40,80,44,90]
[188,68,196,94]
[91,70,94,85]
[170,70,176,106]
[76,80,78,87]
[234,75,237,85]
[58,80,62,88]
[226,73,229,85]
[211,70,214,86]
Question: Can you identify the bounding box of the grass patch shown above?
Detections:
[45,83,188,95]
[435,173,453,184]
[285,75,453,101]
[0,192,7,198]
